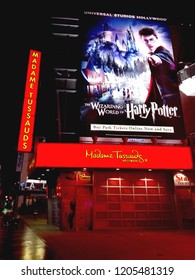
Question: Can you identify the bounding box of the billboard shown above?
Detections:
[80,11,185,139]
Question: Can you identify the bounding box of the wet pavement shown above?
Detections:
[1,215,195,260]
[0,217,52,260]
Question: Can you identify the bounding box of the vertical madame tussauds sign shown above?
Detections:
[18,50,41,152]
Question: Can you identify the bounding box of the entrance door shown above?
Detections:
[75,186,93,231]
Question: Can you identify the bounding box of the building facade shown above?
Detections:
[18,9,195,231]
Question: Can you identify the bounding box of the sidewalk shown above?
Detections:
[23,215,195,260]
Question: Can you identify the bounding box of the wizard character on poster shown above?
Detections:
[80,12,185,139]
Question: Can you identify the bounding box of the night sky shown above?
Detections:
[1,6,51,190]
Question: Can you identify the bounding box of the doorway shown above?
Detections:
[75,185,93,231]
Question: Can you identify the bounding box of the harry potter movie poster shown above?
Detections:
[80,11,185,139]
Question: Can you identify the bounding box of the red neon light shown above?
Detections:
[17,50,41,152]
[35,143,193,170]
